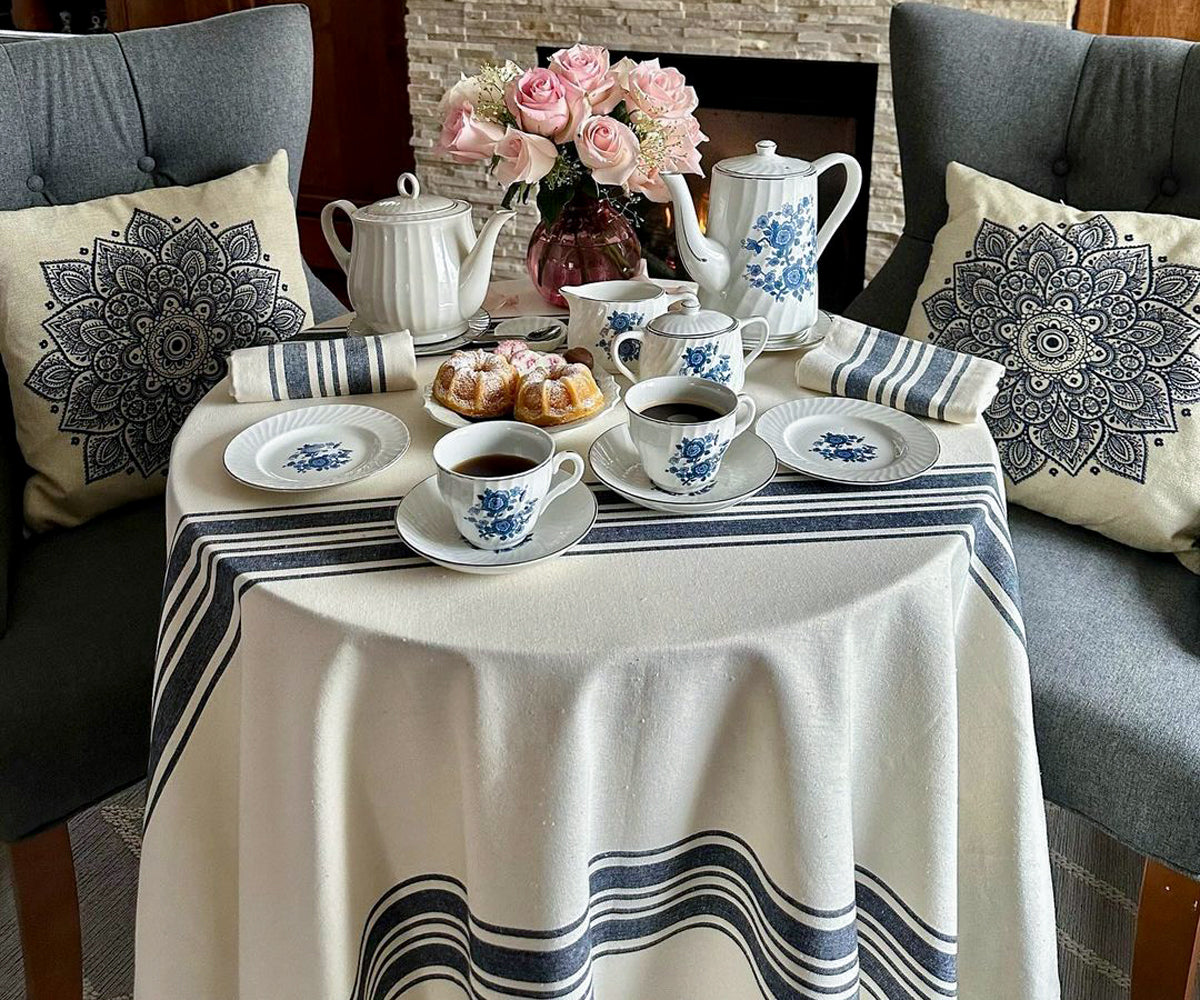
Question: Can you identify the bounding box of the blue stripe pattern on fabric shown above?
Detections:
[267,346,280,402]
[372,335,388,393]
[281,341,311,399]
[346,831,957,1000]
[344,336,372,394]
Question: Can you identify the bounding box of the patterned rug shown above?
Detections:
[0,790,1152,999]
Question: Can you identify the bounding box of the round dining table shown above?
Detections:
[135,334,1058,1000]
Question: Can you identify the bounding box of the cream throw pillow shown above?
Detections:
[904,162,1200,567]
[0,150,312,530]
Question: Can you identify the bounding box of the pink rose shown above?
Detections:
[494,127,558,186]
[549,44,620,113]
[660,115,707,174]
[435,103,504,164]
[628,164,670,203]
[505,67,588,141]
[575,115,640,187]
[624,58,697,119]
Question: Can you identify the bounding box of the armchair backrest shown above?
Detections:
[0,5,315,629]
[849,2,1200,331]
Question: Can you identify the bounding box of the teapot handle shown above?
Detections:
[811,153,863,262]
[320,200,357,275]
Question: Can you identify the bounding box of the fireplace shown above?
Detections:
[538,50,878,313]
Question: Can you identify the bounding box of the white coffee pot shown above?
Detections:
[663,140,862,339]
[322,173,515,344]
[610,294,768,392]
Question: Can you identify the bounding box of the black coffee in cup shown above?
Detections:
[453,454,538,477]
[638,401,726,423]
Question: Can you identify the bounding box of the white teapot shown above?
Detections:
[663,140,861,339]
[610,294,768,392]
[322,173,515,344]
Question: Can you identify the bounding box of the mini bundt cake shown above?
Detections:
[514,363,605,427]
[432,350,518,418]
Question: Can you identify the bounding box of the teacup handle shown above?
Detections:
[544,451,585,507]
[610,333,644,381]
[740,317,770,369]
[732,394,757,439]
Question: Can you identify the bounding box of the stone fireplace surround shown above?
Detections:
[405,0,1075,287]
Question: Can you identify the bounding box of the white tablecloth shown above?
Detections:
[135,347,1059,999]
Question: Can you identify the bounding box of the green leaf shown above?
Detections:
[536,181,577,226]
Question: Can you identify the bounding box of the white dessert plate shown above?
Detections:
[589,423,778,514]
[223,404,410,492]
[346,310,491,355]
[763,310,833,352]
[755,397,940,485]
[423,368,621,435]
[394,473,597,575]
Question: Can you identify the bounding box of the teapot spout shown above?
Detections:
[459,209,517,317]
[663,173,729,293]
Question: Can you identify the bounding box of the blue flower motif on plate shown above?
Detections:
[23,208,307,483]
[810,432,877,464]
[285,441,353,473]
[742,200,816,303]
[676,341,732,384]
[465,486,538,542]
[666,432,728,488]
[596,310,644,362]
[921,215,1200,483]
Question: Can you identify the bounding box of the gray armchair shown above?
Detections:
[0,7,340,996]
[848,4,1200,989]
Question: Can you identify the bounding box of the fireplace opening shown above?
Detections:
[538,49,877,313]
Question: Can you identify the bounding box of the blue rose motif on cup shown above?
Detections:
[921,214,1200,483]
[596,309,644,362]
[676,341,732,384]
[743,200,816,303]
[810,432,877,464]
[666,432,729,489]
[285,441,353,473]
[464,486,538,543]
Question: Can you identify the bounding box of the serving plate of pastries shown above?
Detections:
[423,340,620,434]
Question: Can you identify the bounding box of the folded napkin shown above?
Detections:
[229,331,417,403]
[795,317,1004,423]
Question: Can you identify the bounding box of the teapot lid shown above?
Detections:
[646,294,737,338]
[715,140,814,179]
[357,173,468,221]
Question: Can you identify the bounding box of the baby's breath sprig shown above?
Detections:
[630,112,670,175]
[473,62,520,126]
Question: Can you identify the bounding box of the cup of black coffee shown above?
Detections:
[432,421,584,550]
[624,376,756,493]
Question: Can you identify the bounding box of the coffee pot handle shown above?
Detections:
[811,153,863,262]
[610,332,644,381]
[320,200,358,275]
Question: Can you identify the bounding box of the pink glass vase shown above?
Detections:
[526,193,641,308]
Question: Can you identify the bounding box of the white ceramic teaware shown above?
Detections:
[610,293,768,391]
[561,280,690,374]
[322,172,515,345]
[624,376,756,494]
[663,140,862,339]
[432,421,584,551]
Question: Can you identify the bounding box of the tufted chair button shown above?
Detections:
[137,155,156,173]
[1052,158,1070,177]
[1160,175,1179,197]
[26,174,44,193]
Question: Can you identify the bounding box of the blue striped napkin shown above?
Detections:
[794,316,1003,423]
[229,331,417,403]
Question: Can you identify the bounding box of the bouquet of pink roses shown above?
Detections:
[435,44,706,223]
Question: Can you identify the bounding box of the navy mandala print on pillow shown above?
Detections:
[24,209,307,482]
[922,215,1200,483]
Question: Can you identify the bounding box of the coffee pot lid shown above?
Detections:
[646,294,737,338]
[715,139,814,179]
[357,173,467,221]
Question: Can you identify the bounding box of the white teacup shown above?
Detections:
[625,376,757,494]
[561,280,690,374]
[433,422,584,550]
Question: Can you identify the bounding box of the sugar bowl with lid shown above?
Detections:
[609,294,769,391]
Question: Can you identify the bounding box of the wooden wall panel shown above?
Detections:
[1075,0,1200,40]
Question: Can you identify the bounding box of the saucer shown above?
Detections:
[224,404,410,492]
[755,397,940,485]
[763,310,833,352]
[588,423,778,514]
[423,369,621,435]
[394,473,597,575]
[412,309,492,357]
